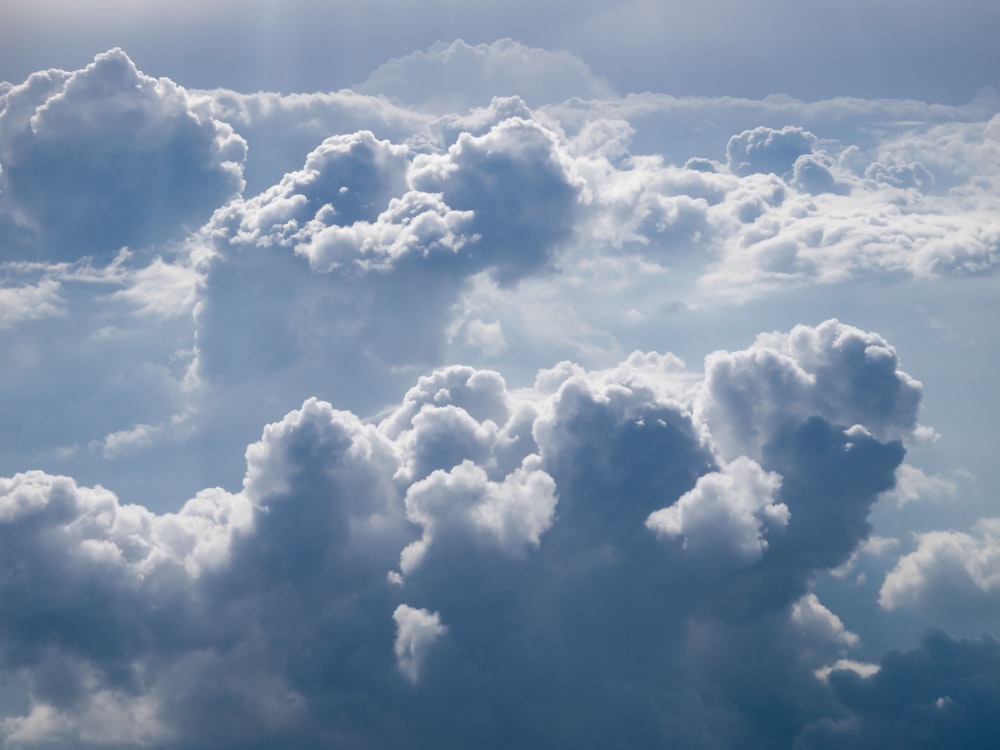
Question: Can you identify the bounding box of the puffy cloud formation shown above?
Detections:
[191,97,584,439]
[357,38,615,111]
[880,519,1000,629]
[697,319,922,462]
[726,125,818,178]
[0,49,245,261]
[0,320,937,748]
[646,456,787,565]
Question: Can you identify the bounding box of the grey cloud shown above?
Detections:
[356,38,615,112]
[192,105,583,442]
[409,112,583,283]
[2,45,998,748]
[798,631,1000,749]
[726,125,818,178]
[197,89,431,196]
[0,319,927,748]
[697,319,924,462]
[0,49,246,262]
[792,152,849,195]
[865,159,935,190]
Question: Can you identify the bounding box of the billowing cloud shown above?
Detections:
[190,97,584,445]
[697,319,924,462]
[880,519,1000,630]
[0,319,932,748]
[647,456,787,565]
[0,49,245,261]
[357,38,615,111]
[726,125,818,178]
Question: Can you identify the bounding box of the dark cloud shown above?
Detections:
[799,631,1000,749]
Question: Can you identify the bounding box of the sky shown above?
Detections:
[0,1,998,747]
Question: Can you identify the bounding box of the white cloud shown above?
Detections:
[0,277,63,327]
[882,463,959,507]
[357,39,615,112]
[400,456,557,574]
[392,604,447,683]
[461,318,507,357]
[791,593,860,652]
[647,456,787,565]
[880,519,1000,626]
[696,319,924,462]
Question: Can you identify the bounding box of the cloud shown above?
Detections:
[646,456,787,566]
[195,88,430,196]
[0,319,928,747]
[460,318,507,357]
[697,319,923,462]
[392,604,447,683]
[800,630,1000,749]
[190,98,584,457]
[881,463,959,507]
[879,519,1000,629]
[0,276,63,327]
[726,125,818,178]
[537,93,1000,299]
[0,49,245,261]
[357,38,615,112]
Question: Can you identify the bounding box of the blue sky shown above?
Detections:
[1,1,999,747]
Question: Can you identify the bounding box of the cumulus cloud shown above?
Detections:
[392,605,447,683]
[0,276,63,327]
[357,38,615,111]
[646,456,787,565]
[697,319,924,462]
[0,49,245,261]
[880,518,1000,628]
[726,125,818,178]
[190,98,585,461]
[0,320,931,748]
